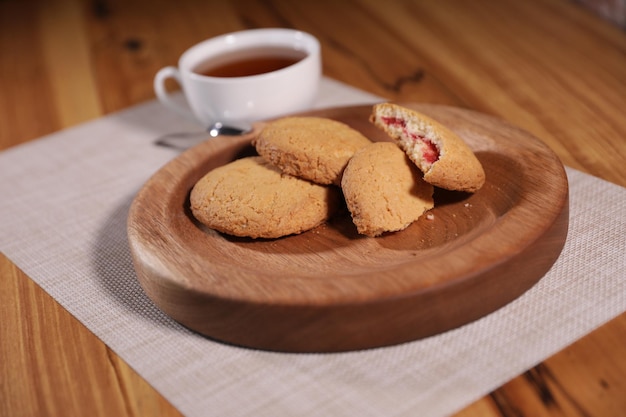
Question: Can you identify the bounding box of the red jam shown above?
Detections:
[382,116,440,164]
[381,116,406,128]
[410,133,439,164]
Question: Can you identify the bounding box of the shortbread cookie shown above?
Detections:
[370,103,485,192]
[253,116,372,185]
[190,156,339,239]
[341,142,434,237]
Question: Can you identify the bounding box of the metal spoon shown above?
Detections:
[207,122,251,137]
[154,122,252,150]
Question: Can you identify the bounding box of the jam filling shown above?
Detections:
[381,116,440,164]
[411,133,439,164]
[381,116,406,128]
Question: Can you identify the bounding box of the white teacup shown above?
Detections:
[154,28,321,131]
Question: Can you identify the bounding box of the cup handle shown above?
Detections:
[153,66,197,123]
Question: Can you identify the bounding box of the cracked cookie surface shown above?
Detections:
[253,116,372,185]
[341,142,434,237]
[370,103,485,193]
[190,156,340,239]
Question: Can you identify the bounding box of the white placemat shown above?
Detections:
[1,78,625,417]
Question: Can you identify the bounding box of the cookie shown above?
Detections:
[341,142,434,237]
[190,156,339,239]
[253,116,372,185]
[370,103,485,192]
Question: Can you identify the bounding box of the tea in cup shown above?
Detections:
[154,28,321,131]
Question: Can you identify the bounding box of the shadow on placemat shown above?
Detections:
[92,190,191,334]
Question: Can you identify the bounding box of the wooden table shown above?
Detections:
[1,0,625,415]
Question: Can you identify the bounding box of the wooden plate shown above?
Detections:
[127,103,569,352]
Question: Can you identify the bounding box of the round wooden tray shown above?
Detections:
[127,103,569,352]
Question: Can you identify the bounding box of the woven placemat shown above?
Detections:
[1,78,624,417]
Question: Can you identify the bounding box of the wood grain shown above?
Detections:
[39,0,103,125]
[0,253,180,417]
[128,103,569,352]
[1,0,624,415]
